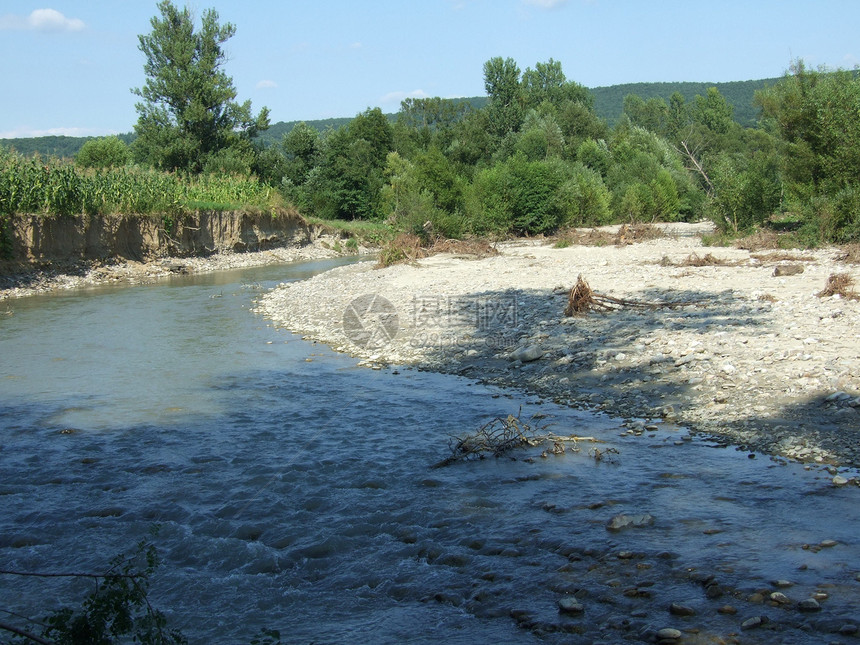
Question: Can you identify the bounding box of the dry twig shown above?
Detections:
[817,273,859,300]
[431,409,599,468]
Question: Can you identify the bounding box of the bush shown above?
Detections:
[76,136,131,169]
[554,163,612,226]
[708,152,781,233]
[812,185,860,243]
[472,153,568,235]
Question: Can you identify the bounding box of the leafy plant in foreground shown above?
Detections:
[1,539,186,645]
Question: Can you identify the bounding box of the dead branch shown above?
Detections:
[0,620,53,645]
[677,140,714,196]
[564,274,694,316]
[0,569,138,579]
[431,409,600,468]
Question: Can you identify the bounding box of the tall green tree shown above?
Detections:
[307,108,393,220]
[757,60,860,191]
[132,0,269,173]
[521,58,592,111]
[483,56,523,137]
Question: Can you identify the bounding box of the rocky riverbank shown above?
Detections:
[257,223,860,471]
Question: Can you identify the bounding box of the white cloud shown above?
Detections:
[522,0,569,8]
[29,8,85,31]
[379,89,429,105]
[0,8,85,32]
[349,41,362,49]
[256,79,278,89]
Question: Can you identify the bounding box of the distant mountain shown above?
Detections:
[0,133,135,158]
[589,78,782,127]
[0,77,781,158]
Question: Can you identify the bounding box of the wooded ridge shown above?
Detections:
[2,78,774,158]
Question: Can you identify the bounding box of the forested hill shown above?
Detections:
[2,78,776,157]
[590,78,782,127]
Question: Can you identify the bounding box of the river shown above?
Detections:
[1,259,858,644]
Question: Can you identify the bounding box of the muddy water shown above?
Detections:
[1,260,858,644]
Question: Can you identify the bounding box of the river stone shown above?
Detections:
[558,596,584,614]
[655,628,682,640]
[669,602,695,616]
[606,513,654,531]
[510,345,543,362]
[833,475,849,486]
[797,598,821,612]
[741,616,765,630]
[773,264,805,276]
[770,592,791,604]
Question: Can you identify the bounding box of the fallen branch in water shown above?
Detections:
[431,409,600,468]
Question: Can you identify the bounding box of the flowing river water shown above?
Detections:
[1,259,858,644]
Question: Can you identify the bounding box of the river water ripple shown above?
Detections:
[1,259,858,644]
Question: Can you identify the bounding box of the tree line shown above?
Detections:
[4,0,860,246]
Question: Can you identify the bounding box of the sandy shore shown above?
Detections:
[0,236,360,301]
[257,223,860,471]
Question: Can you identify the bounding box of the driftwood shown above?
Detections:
[564,274,702,316]
[431,409,599,468]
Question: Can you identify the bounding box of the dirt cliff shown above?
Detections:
[3,209,313,266]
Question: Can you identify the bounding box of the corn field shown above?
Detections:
[0,149,276,218]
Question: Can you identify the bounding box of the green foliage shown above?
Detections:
[708,151,781,233]
[605,125,691,222]
[554,162,612,226]
[132,1,269,173]
[20,539,187,645]
[281,122,320,185]
[472,153,571,235]
[809,185,860,243]
[693,87,735,135]
[483,57,524,138]
[381,151,466,239]
[306,108,393,220]
[623,94,669,134]
[516,110,565,160]
[591,78,781,128]
[76,137,131,169]
[754,60,860,241]
[521,58,592,111]
[758,61,860,190]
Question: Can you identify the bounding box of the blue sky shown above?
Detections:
[1,0,858,139]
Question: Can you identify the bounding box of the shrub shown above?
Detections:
[816,184,860,243]
[554,163,612,226]
[471,153,568,235]
[76,136,131,169]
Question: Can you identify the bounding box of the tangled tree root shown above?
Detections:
[817,273,859,300]
[431,409,599,468]
[563,274,689,316]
